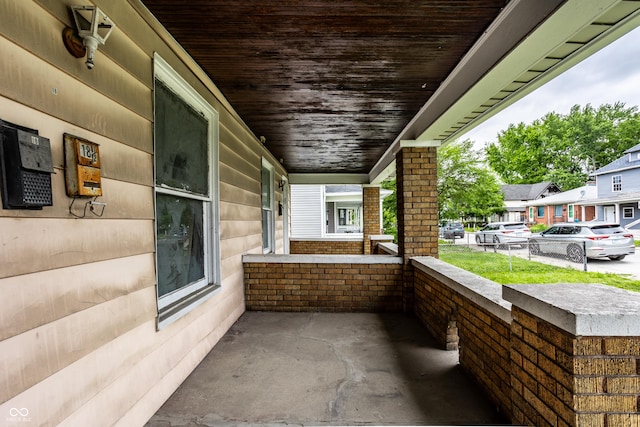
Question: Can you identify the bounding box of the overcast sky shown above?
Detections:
[461,25,640,147]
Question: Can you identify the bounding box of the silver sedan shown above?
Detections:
[528,222,635,263]
[475,222,532,248]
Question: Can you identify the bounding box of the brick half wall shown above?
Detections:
[243,254,403,312]
[290,238,364,254]
[411,259,640,426]
[412,257,513,418]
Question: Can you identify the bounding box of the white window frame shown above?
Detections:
[612,175,622,192]
[154,54,220,329]
[262,158,275,253]
[335,205,362,231]
[623,207,634,219]
[554,205,562,217]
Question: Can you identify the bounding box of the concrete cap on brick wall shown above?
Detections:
[503,283,640,336]
[411,257,512,323]
[243,254,403,264]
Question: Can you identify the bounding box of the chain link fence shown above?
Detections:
[439,234,593,272]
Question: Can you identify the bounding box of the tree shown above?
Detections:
[379,140,504,239]
[381,179,397,242]
[438,139,504,223]
[485,103,640,190]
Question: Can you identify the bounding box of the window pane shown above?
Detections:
[262,209,273,250]
[261,166,271,209]
[155,80,208,195]
[156,193,205,297]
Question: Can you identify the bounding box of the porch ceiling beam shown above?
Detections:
[288,173,370,185]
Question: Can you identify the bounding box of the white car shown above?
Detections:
[475,222,531,248]
[528,222,635,263]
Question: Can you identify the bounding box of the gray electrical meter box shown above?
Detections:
[0,120,54,209]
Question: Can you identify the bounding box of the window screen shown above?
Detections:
[153,54,220,329]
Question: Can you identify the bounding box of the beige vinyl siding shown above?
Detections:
[291,185,324,238]
[0,0,285,425]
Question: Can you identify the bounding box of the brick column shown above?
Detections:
[362,185,381,255]
[504,284,640,427]
[396,145,439,312]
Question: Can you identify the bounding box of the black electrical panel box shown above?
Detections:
[0,120,54,209]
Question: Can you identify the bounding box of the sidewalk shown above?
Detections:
[146,312,506,426]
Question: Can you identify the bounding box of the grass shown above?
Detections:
[439,246,640,293]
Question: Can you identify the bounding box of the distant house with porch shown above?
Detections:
[525,184,597,225]
[582,142,640,229]
[494,182,561,223]
[289,184,393,253]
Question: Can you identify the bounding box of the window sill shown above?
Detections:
[157,283,221,330]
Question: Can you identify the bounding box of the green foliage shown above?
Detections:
[485,103,640,190]
[528,223,547,233]
[379,140,504,239]
[438,139,504,222]
[439,249,640,292]
[381,179,397,243]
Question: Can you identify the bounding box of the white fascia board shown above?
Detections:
[370,161,396,185]
[417,0,638,142]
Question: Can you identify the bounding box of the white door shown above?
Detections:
[603,206,615,222]
[567,204,575,222]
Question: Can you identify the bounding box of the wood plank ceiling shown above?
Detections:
[141,0,508,174]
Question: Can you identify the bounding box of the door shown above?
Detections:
[567,204,575,222]
[604,206,615,222]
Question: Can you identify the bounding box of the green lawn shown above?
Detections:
[439,247,640,293]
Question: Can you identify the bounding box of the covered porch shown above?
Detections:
[148,254,640,426]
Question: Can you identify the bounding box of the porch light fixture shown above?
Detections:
[63,6,115,69]
[278,179,286,190]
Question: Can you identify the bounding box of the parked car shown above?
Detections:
[475,222,531,247]
[440,222,465,239]
[528,222,635,263]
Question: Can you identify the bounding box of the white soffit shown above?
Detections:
[419,0,640,142]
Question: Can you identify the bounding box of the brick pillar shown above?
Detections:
[362,185,381,255]
[504,284,640,427]
[396,145,439,312]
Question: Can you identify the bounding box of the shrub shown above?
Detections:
[529,223,548,233]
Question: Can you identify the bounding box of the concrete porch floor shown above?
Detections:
[146,312,507,426]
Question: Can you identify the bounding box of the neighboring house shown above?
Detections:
[525,184,597,225]
[581,143,640,229]
[291,184,392,237]
[494,182,561,223]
